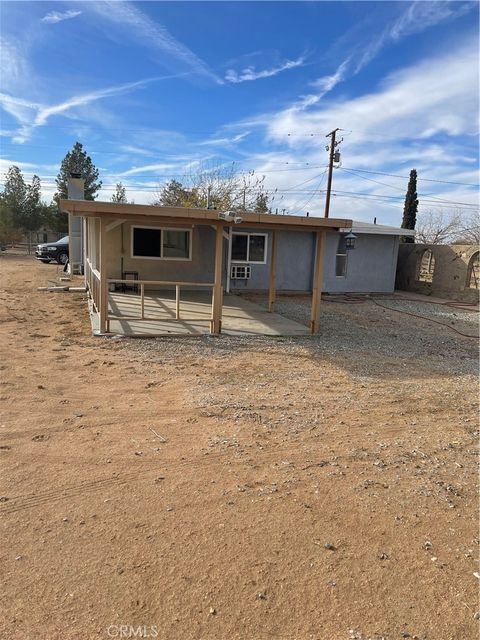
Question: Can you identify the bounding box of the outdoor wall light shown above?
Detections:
[344,231,357,250]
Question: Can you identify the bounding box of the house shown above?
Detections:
[60,178,413,337]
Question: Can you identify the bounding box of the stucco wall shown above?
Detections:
[396,243,480,302]
[99,220,401,295]
[105,221,218,288]
[323,232,399,293]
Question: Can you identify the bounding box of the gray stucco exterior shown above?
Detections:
[105,221,401,295]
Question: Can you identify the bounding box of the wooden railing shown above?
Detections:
[105,279,217,333]
[85,258,101,314]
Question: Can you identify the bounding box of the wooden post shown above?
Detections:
[99,219,108,333]
[211,224,224,334]
[140,283,145,319]
[268,231,277,312]
[310,230,326,334]
[175,285,180,319]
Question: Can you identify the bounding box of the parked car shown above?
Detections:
[35,236,69,264]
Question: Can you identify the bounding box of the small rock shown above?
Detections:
[166,507,173,512]
[209,607,216,615]
[37,385,45,390]
[379,553,389,560]
[62,517,69,522]
[423,540,433,550]
[154,476,165,483]
[0,496,9,502]
[473,611,480,620]
[257,591,267,600]
[15,555,23,560]
[134,451,143,456]
[324,542,336,550]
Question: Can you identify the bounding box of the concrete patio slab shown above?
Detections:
[106,290,309,336]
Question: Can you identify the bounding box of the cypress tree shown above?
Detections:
[54,142,102,203]
[401,168,418,243]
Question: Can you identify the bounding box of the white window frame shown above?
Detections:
[131,225,192,261]
[335,236,348,278]
[231,232,268,264]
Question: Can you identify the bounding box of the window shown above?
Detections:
[132,226,191,260]
[335,236,348,277]
[231,233,267,264]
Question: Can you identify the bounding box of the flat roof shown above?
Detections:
[60,199,352,231]
[340,221,416,237]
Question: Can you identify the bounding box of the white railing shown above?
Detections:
[85,258,101,314]
[106,279,218,333]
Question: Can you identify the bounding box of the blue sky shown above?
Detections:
[0,0,478,225]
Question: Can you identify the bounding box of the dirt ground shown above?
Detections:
[0,255,478,640]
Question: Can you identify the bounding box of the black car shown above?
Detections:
[35,236,69,264]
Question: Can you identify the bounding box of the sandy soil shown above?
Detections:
[0,255,478,640]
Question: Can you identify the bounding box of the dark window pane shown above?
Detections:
[336,255,347,277]
[133,228,161,257]
[163,230,190,258]
[337,235,347,254]
[249,235,266,262]
[232,234,248,261]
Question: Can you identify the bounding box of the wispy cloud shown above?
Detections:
[89,1,222,84]
[41,10,82,25]
[354,0,475,72]
[121,162,178,177]
[225,57,305,84]
[1,77,166,143]
[198,132,250,146]
[267,38,478,144]
[390,0,473,41]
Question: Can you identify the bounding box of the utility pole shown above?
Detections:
[324,128,343,218]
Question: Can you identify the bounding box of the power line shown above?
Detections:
[341,167,479,187]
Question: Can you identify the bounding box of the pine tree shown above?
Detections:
[54,142,102,203]
[111,182,127,203]
[2,166,27,228]
[153,179,198,207]
[401,169,418,243]
[22,175,43,232]
[254,192,269,214]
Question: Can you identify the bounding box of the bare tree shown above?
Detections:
[416,208,463,244]
[153,162,269,212]
[453,210,480,245]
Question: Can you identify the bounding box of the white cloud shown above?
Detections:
[0,76,175,143]
[41,10,82,25]
[389,1,473,41]
[198,132,250,146]
[225,57,305,83]
[354,0,475,73]
[311,58,350,93]
[121,163,179,177]
[89,1,221,84]
[266,38,478,145]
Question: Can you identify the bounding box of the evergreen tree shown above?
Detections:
[153,179,198,207]
[111,182,127,203]
[21,174,43,233]
[2,165,27,229]
[401,168,418,243]
[54,142,102,203]
[254,192,269,214]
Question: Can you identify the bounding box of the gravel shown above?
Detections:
[117,294,478,377]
